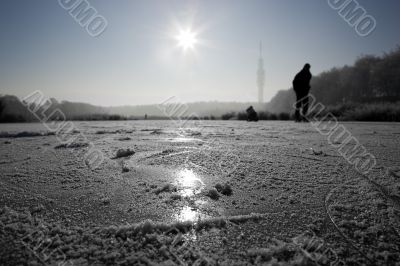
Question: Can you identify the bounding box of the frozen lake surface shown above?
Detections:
[1,120,399,265]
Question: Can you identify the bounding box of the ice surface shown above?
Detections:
[1,120,399,264]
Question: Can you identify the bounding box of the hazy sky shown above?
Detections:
[0,0,399,106]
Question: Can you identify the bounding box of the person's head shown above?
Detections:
[304,63,311,70]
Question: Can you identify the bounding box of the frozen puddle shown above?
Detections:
[175,205,210,222]
[169,168,211,222]
[173,168,210,222]
[105,164,213,223]
[174,168,205,197]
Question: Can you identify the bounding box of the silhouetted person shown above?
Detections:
[246,106,259,122]
[293,63,312,122]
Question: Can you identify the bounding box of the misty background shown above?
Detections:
[1,0,400,121]
[1,45,400,122]
[1,0,400,105]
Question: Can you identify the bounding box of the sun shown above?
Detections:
[176,29,197,51]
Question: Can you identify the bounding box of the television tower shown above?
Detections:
[257,41,265,103]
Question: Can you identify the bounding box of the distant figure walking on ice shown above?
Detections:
[293,63,312,122]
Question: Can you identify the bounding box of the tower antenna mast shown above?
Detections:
[257,41,265,103]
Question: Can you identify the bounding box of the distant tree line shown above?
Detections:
[1,46,400,122]
[312,46,400,105]
[0,95,130,123]
[267,46,400,114]
[0,94,267,123]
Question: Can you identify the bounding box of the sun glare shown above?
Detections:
[176,29,197,51]
[176,168,204,197]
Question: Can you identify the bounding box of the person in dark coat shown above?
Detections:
[293,63,312,122]
[246,106,259,122]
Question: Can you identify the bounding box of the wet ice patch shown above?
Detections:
[175,169,205,197]
[175,206,207,222]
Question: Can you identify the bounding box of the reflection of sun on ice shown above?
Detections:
[176,168,205,197]
[177,206,199,222]
[179,168,198,187]
[174,169,207,223]
[176,29,197,51]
